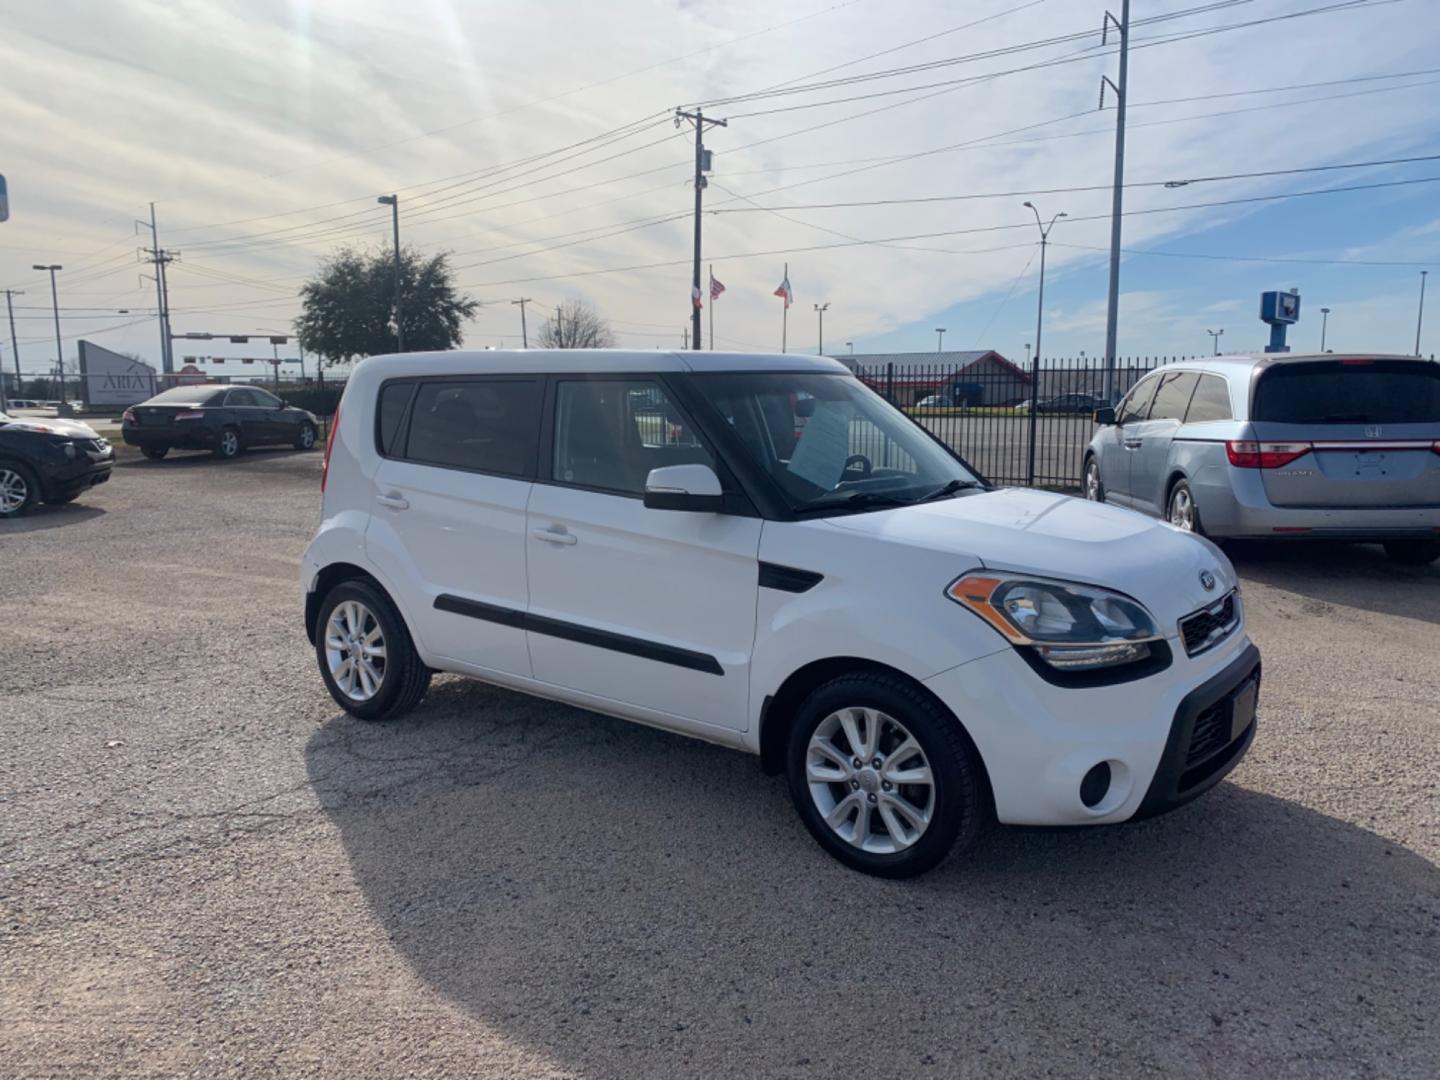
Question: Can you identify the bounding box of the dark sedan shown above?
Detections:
[122,384,319,460]
[0,407,114,517]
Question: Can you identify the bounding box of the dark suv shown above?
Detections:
[122,384,320,460]
[0,407,114,518]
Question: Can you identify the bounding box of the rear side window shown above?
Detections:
[1147,371,1198,422]
[376,382,414,456]
[1251,360,1440,424]
[1185,375,1233,423]
[403,380,543,477]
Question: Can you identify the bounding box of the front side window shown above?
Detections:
[553,380,712,495]
[689,371,982,516]
[251,388,283,408]
[1116,374,1160,425]
[404,379,542,477]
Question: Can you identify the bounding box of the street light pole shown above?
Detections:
[1206,328,1224,356]
[1417,271,1429,356]
[4,289,22,398]
[1100,0,1131,405]
[1320,307,1330,352]
[814,302,830,355]
[845,341,854,356]
[936,328,946,352]
[1022,202,1065,487]
[32,265,66,414]
[377,196,404,352]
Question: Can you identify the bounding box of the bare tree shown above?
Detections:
[537,298,616,349]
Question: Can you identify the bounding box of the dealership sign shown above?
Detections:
[77,341,157,406]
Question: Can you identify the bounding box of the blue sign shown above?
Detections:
[1260,289,1301,353]
[0,175,8,223]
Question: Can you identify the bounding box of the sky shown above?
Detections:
[1,0,1437,380]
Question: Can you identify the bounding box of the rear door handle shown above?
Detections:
[531,526,577,546]
[376,492,409,510]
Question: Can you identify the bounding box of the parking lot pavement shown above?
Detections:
[2,452,1437,1078]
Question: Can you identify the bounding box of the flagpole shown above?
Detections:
[782,262,788,353]
[708,263,714,351]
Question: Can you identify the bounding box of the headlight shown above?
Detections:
[946,573,1161,672]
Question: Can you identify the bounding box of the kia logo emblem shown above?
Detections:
[1199,570,1217,592]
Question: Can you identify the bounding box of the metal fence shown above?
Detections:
[855,356,1185,490]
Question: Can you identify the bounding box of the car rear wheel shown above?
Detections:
[1383,539,1440,566]
[1167,479,1201,533]
[0,462,39,518]
[141,445,169,460]
[213,427,241,460]
[785,672,989,878]
[1083,457,1104,502]
[294,422,317,450]
[315,580,431,721]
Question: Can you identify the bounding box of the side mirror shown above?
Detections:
[1093,406,1116,425]
[643,463,725,512]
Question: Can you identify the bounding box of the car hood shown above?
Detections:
[822,487,1236,631]
[1,416,100,438]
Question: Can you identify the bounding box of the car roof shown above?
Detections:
[1155,352,1432,378]
[352,349,851,378]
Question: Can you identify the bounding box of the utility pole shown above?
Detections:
[1100,0,1130,403]
[137,204,178,374]
[675,108,727,351]
[377,195,404,351]
[814,302,829,355]
[1320,308,1330,352]
[32,265,66,414]
[683,326,689,350]
[5,289,22,396]
[1417,270,1428,355]
[1023,202,1066,487]
[936,327,946,352]
[1206,328,1224,356]
[511,297,532,348]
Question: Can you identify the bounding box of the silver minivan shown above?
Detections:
[1084,354,1440,565]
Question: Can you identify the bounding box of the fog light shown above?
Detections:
[1080,761,1112,808]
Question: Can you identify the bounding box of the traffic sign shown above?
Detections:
[0,174,8,222]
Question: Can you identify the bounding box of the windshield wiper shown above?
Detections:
[794,490,914,516]
[915,478,984,503]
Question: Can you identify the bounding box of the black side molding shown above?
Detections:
[758,562,823,593]
[433,594,724,676]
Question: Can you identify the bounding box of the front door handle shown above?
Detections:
[1123,439,1143,449]
[531,526,577,546]
[376,492,409,510]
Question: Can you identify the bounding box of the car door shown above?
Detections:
[248,386,292,444]
[363,377,542,678]
[223,388,272,445]
[1096,374,1158,506]
[524,376,762,733]
[1128,370,1198,514]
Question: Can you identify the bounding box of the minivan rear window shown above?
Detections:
[1251,360,1440,424]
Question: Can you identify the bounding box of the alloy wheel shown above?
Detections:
[324,600,387,702]
[806,706,935,854]
[0,468,28,513]
[300,425,315,449]
[1084,462,1101,501]
[1168,487,1195,531]
[220,430,239,456]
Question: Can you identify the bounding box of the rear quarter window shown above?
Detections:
[1251,360,1440,424]
[376,382,415,457]
[1184,375,1233,423]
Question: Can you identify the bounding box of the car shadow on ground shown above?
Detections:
[305,677,1437,1078]
[1226,539,1440,623]
[121,447,320,469]
[0,501,105,533]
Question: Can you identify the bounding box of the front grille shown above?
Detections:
[1179,591,1238,657]
[1186,702,1232,768]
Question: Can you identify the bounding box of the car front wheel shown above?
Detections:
[785,672,989,878]
[0,462,39,518]
[315,580,431,721]
[1383,539,1440,566]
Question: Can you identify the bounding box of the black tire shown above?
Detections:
[1083,455,1105,503]
[213,426,241,460]
[1166,478,1205,535]
[785,671,990,879]
[0,461,41,519]
[314,579,431,721]
[141,445,169,461]
[294,422,317,451]
[1383,539,1440,566]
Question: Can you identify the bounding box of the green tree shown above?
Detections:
[295,246,479,365]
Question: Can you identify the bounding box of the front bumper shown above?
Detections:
[923,629,1258,826]
[38,448,114,499]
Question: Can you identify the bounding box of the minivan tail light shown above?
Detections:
[1225,440,1311,469]
[321,406,340,491]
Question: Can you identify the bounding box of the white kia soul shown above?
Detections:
[303,350,1260,877]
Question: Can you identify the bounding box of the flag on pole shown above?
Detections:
[691,285,703,310]
[710,273,726,300]
[773,270,793,309]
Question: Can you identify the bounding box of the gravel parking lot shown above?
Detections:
[2,451,1437,1078]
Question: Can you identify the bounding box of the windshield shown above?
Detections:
[690,371,983,515]
[1252,360,1440,424]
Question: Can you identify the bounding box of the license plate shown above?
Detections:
[1230,679,1258,741]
